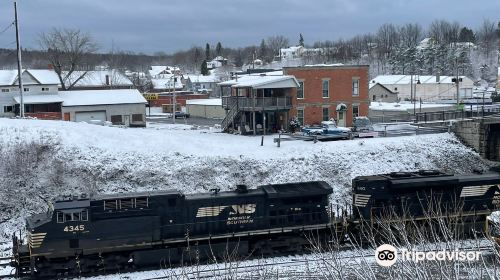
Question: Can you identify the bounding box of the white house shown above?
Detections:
[0,69,60,117]
[148,66,181,78]
[279,46,305,60]
[207,56,228,70]
[150,74,184,92]
[370,75,474,102]
[186,75,220,95]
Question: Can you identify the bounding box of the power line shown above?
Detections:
[0,21,15,36]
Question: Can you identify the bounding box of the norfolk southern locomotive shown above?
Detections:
[11,182,335,277]
[9,169,500,278]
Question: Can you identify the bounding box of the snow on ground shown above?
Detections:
[0,118,493,278]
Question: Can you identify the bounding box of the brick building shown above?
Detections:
[283,65,370,127]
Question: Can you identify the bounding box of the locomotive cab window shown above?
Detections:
[56,209,88,223]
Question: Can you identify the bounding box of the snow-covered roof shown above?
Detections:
[13,95,63,104]
[302,63,345,67]
[371,75,470,85]
[0,69,60,86]
[149,66,180,77]
[219,74,298,89]
[369,102,453,112]
[59,89,147,106]
[28,70,60,85]
[63,70,133,88]
[0,70,18,86]
[187,75,219,83]
[186,98,222,106]
[151,76,184,90]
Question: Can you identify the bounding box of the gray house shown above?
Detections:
[60,89,147,127]
[369,82,398,102]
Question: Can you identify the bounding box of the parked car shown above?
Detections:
[302,121,352,139]
[174,112,190,119]
[351,116,378,138]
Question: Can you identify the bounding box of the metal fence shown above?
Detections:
[370,108,500,124]
[273,124,449,147]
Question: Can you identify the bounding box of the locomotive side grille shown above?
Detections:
[196,206,228,217]
[28,232,47,249]
[460,185,491,197]
[354,194,371,207]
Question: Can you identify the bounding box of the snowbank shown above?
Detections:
[0,118,490,259]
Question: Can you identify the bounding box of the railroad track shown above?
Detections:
[141,245,496,280]
[0,244,495,279]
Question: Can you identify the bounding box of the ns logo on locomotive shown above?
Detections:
[8,168,500,278]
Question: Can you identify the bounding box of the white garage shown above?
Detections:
[60,89,147,127]
[75,111,106,123]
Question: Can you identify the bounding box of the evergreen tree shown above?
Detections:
[205,43,211,61]
[299,33,304,47]
[215,42,222,57]
[200,60,209,75]
[259,39,268,61]
[458,27,475,43]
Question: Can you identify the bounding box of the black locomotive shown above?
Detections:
[12,181,334,277]
[352,169,500,222]
[9,169,500,278]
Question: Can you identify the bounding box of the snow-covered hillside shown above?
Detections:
[0,118,490,255]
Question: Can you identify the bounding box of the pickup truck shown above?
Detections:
[351,116,378,138]
[302,121,352,139]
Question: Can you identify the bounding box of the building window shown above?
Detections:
[23,88,29,92]
[1,89,9,93]
[352,105,359,118]
[111,115,123,125]
[4,106,13,113]
[322,107,329,121]
[322,80,329,98]
[132,114,143,122]
[297,81,304,99]
[297,108,304,126]
[352,79,359,96]
[373,95,376,101]
[42,87,50,92]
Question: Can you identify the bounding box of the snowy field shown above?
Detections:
[0,118,494,279]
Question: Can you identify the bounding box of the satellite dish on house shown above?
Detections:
[336,103,347,112]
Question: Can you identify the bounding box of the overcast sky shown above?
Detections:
[0,0,498,55]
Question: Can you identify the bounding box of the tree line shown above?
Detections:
[1,19,499,83]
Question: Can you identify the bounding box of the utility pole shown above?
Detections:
[14,1,24,117]
[172,71,176,124]
[455,56,460,107]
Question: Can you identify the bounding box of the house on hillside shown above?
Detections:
[185,75,220,96]
[148,66,181,78]
[207,56,229,70]
[150,75,184,93]
[63,70,133,90]
[219,72,298,134]
[284,65,370,127]
[280,46,305,60]
[0,69,61,118]
[370,75,474,102]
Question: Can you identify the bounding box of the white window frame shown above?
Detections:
[352,104,360,118]
[297,108,304,126]
[352,78,359,96]
[322,79,330,98]
[322,106,329,122]
[297,81,305,99]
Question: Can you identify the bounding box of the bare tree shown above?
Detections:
[477,19,497,59]
[266,35,289,60]
[399,23,423,48]
[39,28,98,90]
